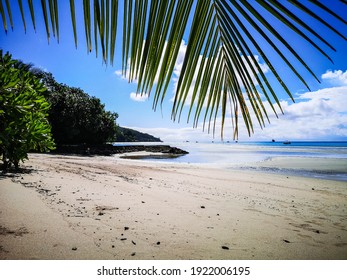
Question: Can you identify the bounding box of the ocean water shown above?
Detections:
[114,141,347,181]
[164,141,347,164]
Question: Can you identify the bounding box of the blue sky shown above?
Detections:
[1,1,346,142]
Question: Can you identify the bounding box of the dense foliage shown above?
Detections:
[0,51,55,170]
[34,70,119,145]
[34,70,160,144]
[0,50,162,171]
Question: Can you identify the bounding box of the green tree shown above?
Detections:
[1,1,346,138]
[0,51,55,170]
[33,70,118,145]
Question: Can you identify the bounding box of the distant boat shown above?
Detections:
[283,140,291,145]
[272,139,275,142]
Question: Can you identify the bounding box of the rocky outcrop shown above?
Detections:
[51,144,188,156]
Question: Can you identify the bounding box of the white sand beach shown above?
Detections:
[0,153,346,260]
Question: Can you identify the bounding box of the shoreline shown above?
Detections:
[1,153,346,260]
[234,156,347,182]
[123,153,347,182]
[51,143,188,156]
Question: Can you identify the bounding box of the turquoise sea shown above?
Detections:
[114,141,347,181]
[170,141,347,163]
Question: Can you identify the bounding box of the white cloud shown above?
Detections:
[243,86,347,140]
[131,86,347,141]
[234,54,270,86]
[322,70,347,85]
[130,126,217,142]
[114,40,166,86]
[130,92,149,102]
[114,70,122,77]
[114,69,139,83]
[114,69,126,80]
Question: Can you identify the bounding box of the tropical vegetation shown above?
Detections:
[0,51,55,170]
[33,68,159,144]
[33,70,119,145]
[0,51,159,170]
[0,1,346,139]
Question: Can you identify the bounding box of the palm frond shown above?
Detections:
[123,0,346,138]
[5,0,13,30]
[28,0,36,31]
[1,0,346,139]
[0,0,8,33]
[69,0,77,47]
[18,0,27,33]
[40,0,50,42]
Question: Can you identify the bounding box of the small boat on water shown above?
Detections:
[283,140,291,145]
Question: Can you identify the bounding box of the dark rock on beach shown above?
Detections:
[51,144,189,157]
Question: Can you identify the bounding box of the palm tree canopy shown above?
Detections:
[1,0,346,139]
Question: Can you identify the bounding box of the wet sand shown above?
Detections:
[0,153,346,259]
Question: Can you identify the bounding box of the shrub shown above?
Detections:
[0,51,55,170]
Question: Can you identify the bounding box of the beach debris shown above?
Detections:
[120,238,127,241]
[124,227,129,231]
[112,245,115,248]
[283,239,291,243]
[141,201,146,203]
[156,242,161,245]
[131,252,136,256]
[132,240,136,245]
[72,247,77,251]
[316,230,320,234]
[0,226,29,236]
[200,206,205,209]
[221,246,229,250]
[312,188,315,190]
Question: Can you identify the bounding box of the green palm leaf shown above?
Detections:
[69,0,77,47]
[1,0,346,139]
